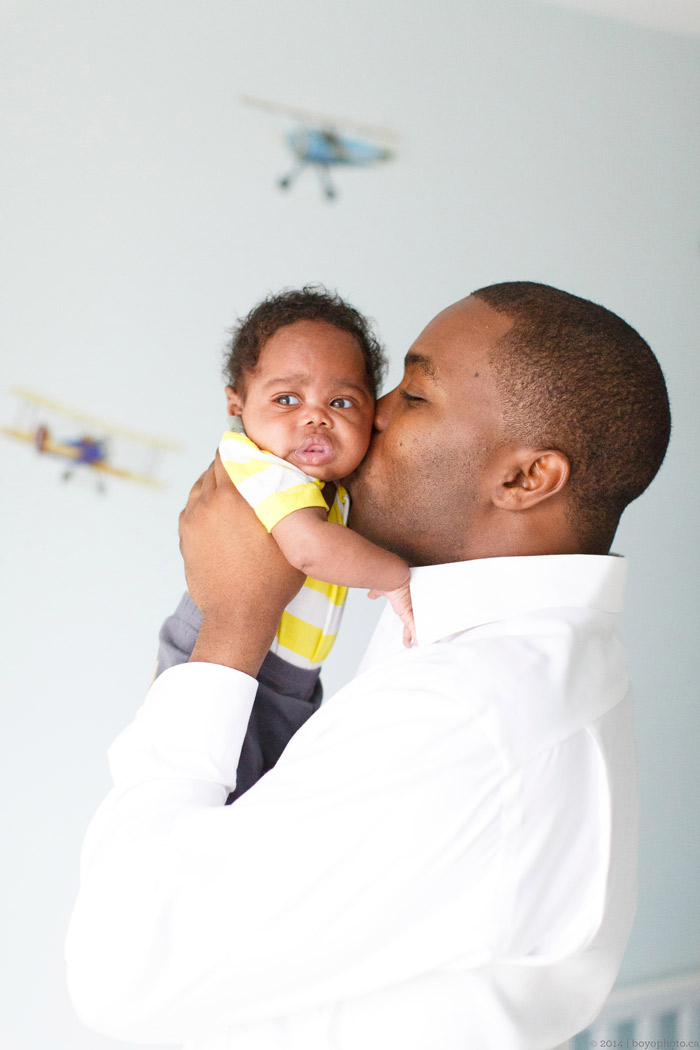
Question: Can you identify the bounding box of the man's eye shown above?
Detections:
[400,390,425,404]
[330,397,354,409]
[275,394,300,406]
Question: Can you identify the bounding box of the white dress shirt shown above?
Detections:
[65,554,637,1050]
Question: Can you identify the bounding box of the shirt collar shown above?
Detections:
[411,554,627,647]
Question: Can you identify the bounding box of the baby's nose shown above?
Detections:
[303,401,331,425]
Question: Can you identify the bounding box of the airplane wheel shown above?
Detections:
[325,186,336,200]
[279,177,291,190]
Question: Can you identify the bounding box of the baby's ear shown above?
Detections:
[225,385,244,417]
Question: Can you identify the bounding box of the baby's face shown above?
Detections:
[226,320,376,482]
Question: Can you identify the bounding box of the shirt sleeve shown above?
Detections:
[154,592,323,798]
[65,657,506,1045]
[219,430,328,532]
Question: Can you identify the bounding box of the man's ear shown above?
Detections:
[225,385,244,418]
[492,450,570,510]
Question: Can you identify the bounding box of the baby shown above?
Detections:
[219,286,415,671]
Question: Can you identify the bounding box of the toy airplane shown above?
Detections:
[1,388,182,489]
[242,95,397,200]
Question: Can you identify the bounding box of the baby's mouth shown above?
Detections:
[293,434,335,466]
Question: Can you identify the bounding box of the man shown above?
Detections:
[66,282,670,1050]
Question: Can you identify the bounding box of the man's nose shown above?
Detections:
[373,388,397,431]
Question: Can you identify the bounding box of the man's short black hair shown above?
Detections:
[472,281,671,552]
[223,285,387,399]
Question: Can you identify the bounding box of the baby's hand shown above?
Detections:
[368,578,416,648]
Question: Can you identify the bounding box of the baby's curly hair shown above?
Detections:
[223,285,387,398]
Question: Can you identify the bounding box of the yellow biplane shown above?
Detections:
[1,388,181,489]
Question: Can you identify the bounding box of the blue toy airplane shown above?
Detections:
[242,95,397,200]
[1,388,181,490]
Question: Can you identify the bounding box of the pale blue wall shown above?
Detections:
[1,1,698,1045]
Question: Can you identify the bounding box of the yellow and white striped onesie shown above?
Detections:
[219,430,349,669]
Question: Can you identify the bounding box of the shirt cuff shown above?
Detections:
[108,663,258,793]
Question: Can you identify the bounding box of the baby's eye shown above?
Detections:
[330,397,354,409]
[275,394,300,406]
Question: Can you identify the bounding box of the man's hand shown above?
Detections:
[178,453,305,676]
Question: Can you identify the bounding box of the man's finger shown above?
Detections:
[184,475,204,509]
[198,459,217,496]
[211,450,248,506]
[213,449,233,489]
[185,461,215,509]
[179,461,215,543]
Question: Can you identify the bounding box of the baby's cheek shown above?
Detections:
[348,434,373,470]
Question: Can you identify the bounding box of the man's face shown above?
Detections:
[227,320,375,483]
[347,296,514,566]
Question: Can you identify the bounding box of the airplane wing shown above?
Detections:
[241,95,398,144]
[0,425,83,459]
[1,425,165,488]
[91,461,164,488]
[12,388,182,451]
